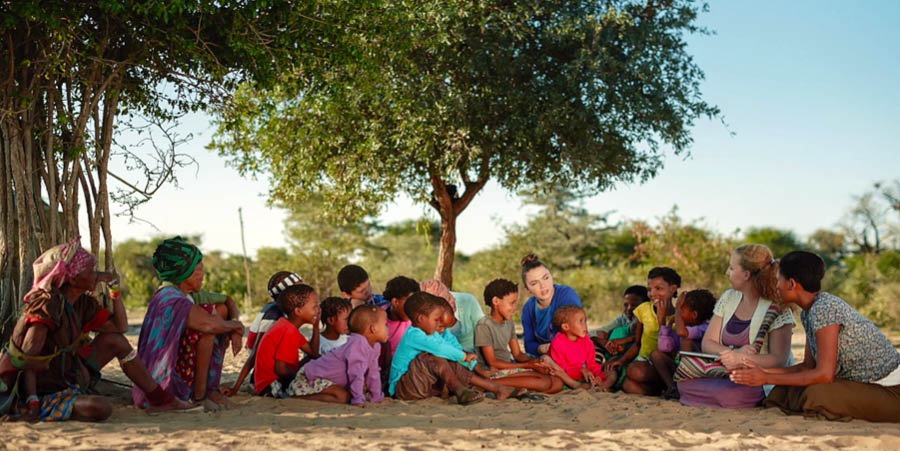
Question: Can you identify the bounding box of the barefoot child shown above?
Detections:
[301,305,389,406]
[650,289,716,400]
[253,284,347,402]
[610,267,681,396]
[319,297,352,354]
[474,279,564,393]
[549,306,614,390]
[389,292,519,404]
[592,285,649,363]
[225,272,303,396]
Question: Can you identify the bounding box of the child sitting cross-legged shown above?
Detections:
[389,292,521,405]
[474,279,564,394]
[300,305,389,406]
[319,297,352,354]
[650,289,717,400]
[253,284,348,403]
[548,305,615,391]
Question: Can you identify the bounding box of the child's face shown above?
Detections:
[295,293,321,324]
[726,253,750,290]
[346,280,373,303]
[328,308,351,335]
[437,308,457,333]
[677,300,700,326]
[524,266,554,302]
[563,310,588,339]
[622,294,644,319]
[415,308,444,335]
[391,294,411,321]
[371,309,390,343]
[648,277,677,304]
[492,292,519,320]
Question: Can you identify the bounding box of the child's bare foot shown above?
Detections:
[495,386,527,401]
[456,388,484,406]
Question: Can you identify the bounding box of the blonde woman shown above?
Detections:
[678,244,795,408]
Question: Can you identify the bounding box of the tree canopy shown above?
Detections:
[212,0,721,287]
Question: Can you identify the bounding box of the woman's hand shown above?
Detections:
[729,360,767,386]
[717,349,746,371]
[537,343,551,355]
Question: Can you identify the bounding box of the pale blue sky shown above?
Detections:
[107,1,900,256]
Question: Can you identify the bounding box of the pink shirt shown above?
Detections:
[387,318,411,354]
[549,332,605,381]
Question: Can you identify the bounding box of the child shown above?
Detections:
[650,289,716,400]
[474,279,564,393]
[592,285,649,362]
[549,305,614,390]
[388,292,520,404]
[300,305,389,406]
[338,264,389,309]
[319,297,352,354]
[607,267,681,395]
[253,284,346,402]
[224,271,303,396]
[384,276,420,354]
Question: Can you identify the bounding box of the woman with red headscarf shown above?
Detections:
[0,238,191,421]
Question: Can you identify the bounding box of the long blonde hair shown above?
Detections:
[734,244,780,302]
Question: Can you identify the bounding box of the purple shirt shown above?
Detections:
[302,333,384,405]
[657,321,710,354]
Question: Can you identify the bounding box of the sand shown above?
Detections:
[2,329,899,450]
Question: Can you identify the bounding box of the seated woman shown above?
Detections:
[0,238,190,422]
[133,237,245,412]
[519,254,582,357]
[678,244,795,408]
[731,251,900,422]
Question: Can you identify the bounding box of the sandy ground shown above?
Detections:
[2,323,899,450]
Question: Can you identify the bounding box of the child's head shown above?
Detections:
[647,267,681,303]
[338,264,373,302]
[320,296,352,334]
[266,271,303,299]
[437,303,457,333]
[777,250,826,302]
[403,291,447,335]
[729,244,779,301]
[484,278,519,320]
[383,275,420,321]
[622,285,650,319]
[552,305,588,339]
[348,304,389,342]
[678,289,716,326]
[521,253,554,301]
[276,284,319,323]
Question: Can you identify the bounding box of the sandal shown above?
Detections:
[456,388,484,406]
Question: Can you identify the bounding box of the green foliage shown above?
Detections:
[742,227,804,258]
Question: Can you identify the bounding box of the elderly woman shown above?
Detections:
[731,251,900,422]
[133,237,244,412]
[0,238,189,422]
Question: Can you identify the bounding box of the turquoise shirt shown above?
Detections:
[388,326,476,396]
[449,291,486,353]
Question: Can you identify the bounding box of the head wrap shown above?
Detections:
[24,237,96,303]
[420,279,456,312]
[152,236,203,283]
[268,273,304,298]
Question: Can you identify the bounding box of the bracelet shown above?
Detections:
[26,394,40,408]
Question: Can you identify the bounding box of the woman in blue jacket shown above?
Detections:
[520,254,582,356]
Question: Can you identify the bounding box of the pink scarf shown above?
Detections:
[23,237,95,303]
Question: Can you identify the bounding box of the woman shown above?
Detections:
[519,254,582,356]
[0,238,189,421]
[133,237,244,412]
[677,244,795,408]
[731,251,900,422]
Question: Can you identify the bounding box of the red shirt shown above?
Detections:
[254,318,307,394]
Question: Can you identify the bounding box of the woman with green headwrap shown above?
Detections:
[133,237,245,412]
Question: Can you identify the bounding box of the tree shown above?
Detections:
[742,227,803,258]
[212,0,720,288]
[0,1,348,336]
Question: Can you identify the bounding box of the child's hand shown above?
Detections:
[221,385,239,397]
[527,361,551,374]
[581,368,595,387]
[675,291,686,309]
[463,352,478,362]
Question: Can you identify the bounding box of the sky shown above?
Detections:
[105,1,900,257]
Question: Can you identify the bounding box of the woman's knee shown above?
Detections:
[73,395,113,422]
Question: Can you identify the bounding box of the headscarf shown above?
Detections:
[267,273,304,298]
[24,237,96,303]
[420,279,456,312]
[152,236,202,283]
